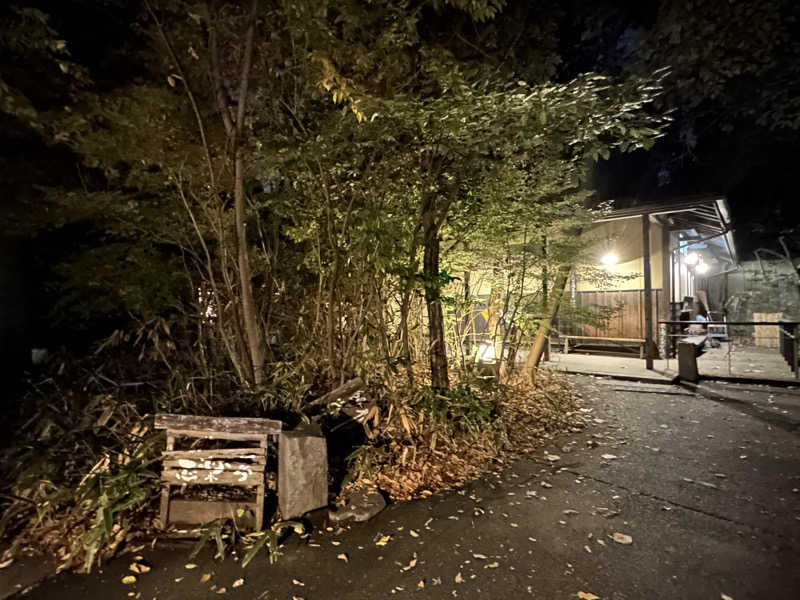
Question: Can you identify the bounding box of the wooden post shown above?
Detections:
[642,215,654,370]
[255,436,268,530]
[661,226,671,318]
[159,434,175,529]
[661,224,671,359]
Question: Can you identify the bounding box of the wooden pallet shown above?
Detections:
[154,414,282,531]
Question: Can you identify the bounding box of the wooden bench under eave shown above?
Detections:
[154,414,282,531]
[561,336,647,358]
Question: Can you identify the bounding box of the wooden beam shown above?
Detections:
[161,469,262,486]
[163,430,277,442]
[308,377,365,407]
[162,459,265,472]
[594,196,726,222]
[163,448,266,462]
[154,414,282,435]
[661,224,671,328]
[642,214,654,369]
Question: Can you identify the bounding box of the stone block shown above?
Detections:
[278,429,328,519]
[329,490,386,523]
[678,342,700,382]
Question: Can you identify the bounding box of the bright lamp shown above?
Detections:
[600,252,619,266]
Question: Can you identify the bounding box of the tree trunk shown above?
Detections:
[525,265,570,382]
[541,235,550,362]
[423,218,449,391]
[487,273,501,361]
[460,270,472,365]
[232,0,264,386]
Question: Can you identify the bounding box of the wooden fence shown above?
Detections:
[555,289,662,341]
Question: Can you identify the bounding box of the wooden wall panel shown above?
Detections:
[558,289,661,340]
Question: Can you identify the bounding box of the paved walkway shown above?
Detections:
[696,343,798,382]
[10,376,800,599]
[543,344,798,384]
[542,354,675,383]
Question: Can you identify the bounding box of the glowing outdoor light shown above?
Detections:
[477,342,496,362]
[685,252,699,266]
[695,261,709,274]
[600,252,619,266]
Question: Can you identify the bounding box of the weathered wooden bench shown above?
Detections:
[677,335,707,382]
[561,335,646,358]
[154,414,282,531]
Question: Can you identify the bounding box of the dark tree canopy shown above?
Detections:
[559,0,800,254]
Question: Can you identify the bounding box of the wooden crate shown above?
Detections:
[154,414,282,531]
[753,312,782,348]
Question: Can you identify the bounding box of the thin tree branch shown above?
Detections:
[144,0,217,190]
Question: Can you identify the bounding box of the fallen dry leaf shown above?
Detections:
[232,578,244,588]
[601,454,617,460]
[185,563,198,570]
[121,575,137,585]
[401,553,418,571]
[0,558,15,569]
[337,553,349,563]
[174,577,184,583]
[721,595,733,600]
[418,580,425,589]
[129,562,150,574]
[577,592,600,600]
[612,533,633,545]
[216,587,226,594]
[376,535,392,546]
[409,530,419,538]
[455,572,464,583]
[485,562,499,569]
[200,573,211,583]
[292,579,305,586]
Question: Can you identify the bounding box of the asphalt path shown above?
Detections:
[12,375,800,600]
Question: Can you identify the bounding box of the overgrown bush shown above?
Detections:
[411,379,498,436]
[0,358,164,572]
[343,369,581,500]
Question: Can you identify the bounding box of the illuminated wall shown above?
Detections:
[576,218,665,292]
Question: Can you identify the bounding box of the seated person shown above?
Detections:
[686,300,709,335]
